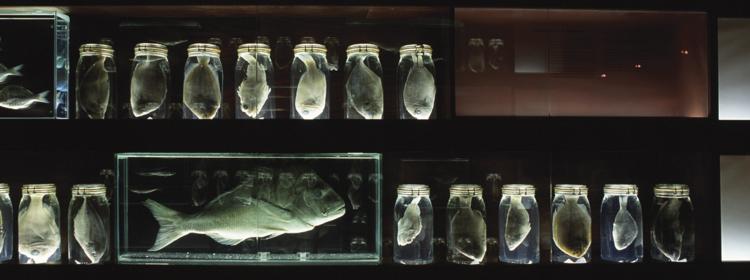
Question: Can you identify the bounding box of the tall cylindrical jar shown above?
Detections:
[498,184,539,264]
[235,43,274,119]
[76,43,116,119]
[345,43,384,120]
[398,44,437,120]
[601,184,643,263]
[129,43,170,119]
[551,184,591,263]
[393,184,433,265]
[18,184,61,264]
[291,43,330,119]
[446,184,486,265]
[0,183,12,263]
[651,184,694,262]
[68,184,110,264]
[183,43,223,120]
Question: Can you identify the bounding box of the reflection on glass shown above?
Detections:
[274,36,293,70]
[488,38,506,71]
[467,38,485,73]
[324,36,341,72]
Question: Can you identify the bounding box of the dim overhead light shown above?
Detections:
[680,49,689,55]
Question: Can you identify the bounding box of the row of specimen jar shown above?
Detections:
[392,183,695,265]
[75,42,437,120]
[0,183,110,264]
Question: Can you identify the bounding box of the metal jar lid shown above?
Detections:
[79,43,114,57]
[554,184,588,195]
[604,184,638,195]
[399,44,433,55]
[502,184,535,196]
[72,184,107,196]
[293,43,327,54]
[397,184,430,196]
[654,184,690,198]
[346,43,379,55]
[188,43,221,57]
[22,183,56,194]
[134,43,168,57]
[0,183,8,194]
[449,184,483,197]
[238,43,271,55]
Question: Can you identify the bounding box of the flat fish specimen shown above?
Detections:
[505,195,531,251]
[237,53,271,118]
[191,170,209,207]
[552,195,591,259]
[653,199,685,261]
[78,57,111,119]
[136,170,176,177]
[18,194,60,264]
[294,52,327,119]
[397,197,422,246]
[0,63,23,83]
[73,197,108,263]
[612,196,638,251]
[0,85,49,110]
[183,56,221,119]
[403,54,436,120]
[450,197,487,264]
[142,172,346,251]
[129,187,160,194]
[130,57,168,117]
[345,55,384,119]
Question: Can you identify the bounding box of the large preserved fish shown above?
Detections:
[552,195,591,258]
[130,57,168,117]
[19,194,60,264]
[0,63,23,84]
[73,196,108,264]
[653,199,684,261]
[403,54,436,120]
[237,53,271,118]
[450,197,486,264]
[397,197,422,246]
[78,57,110,119]
[183,56,221,119]
[0,209,4,253]
[294,53,326,119]
[0,85,49,110]
[505,195,531,251]
[143,171,345,251]
[612,196,638,251]
[346,55,383,119]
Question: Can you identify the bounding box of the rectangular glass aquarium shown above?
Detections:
[0,8,69,119]
[116,153,381,265]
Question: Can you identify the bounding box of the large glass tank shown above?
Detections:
[0,8,69,119]
[116,153,381,265]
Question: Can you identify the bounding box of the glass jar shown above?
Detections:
[291,43,330,120]
[18,184,61,264]
[235,43,274,119]
[551,184,591,263]
[76,43,116,119]
[601,184,643,263]
[393,184,433,265]
[651,184,694,262]
[398,44,437,120]
[345,43,384,120]
[130,43,170,119]
[498,184,539,264]
[0,183,12,263]
[446,184,486,265]
[68,184,110,264]
[183,43,223,119]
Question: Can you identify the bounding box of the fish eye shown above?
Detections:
[242,105,249,110]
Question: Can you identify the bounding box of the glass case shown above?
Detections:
[116,153,382,265]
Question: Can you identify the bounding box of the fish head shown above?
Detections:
[132,101,162,117]
[294,173,346,226]
[191,102,219,119]
[240,100,260,118]
[355,97,383,119]
[406,99,434,120]
[22,241,58,264]
[80,240,105,263]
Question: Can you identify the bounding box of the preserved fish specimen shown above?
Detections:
[130,43,169,118]
[505,195,531,251]
[394,184,433,265]
[0,183,11,262]
[397,196,422,245]
[236,44,273,119]
[183,43,222,119]
[488,38,505,71]
[293,44,328,119]
[0,85,49,110]
[69,184,109,264]
[77,44,115,119]
[0,63,22,83]
[498,184,539,264]
[612,196,638,250]
[18,184,60,264]
[467,38,485,73]
[137,169,175,177]
[345,44,383,119]
[324,37,340,71]
[191,170,209,207]
[552,184,591,263]
[399,44,436,120]
[447,184,486,265]
[143,172,345,251]
[651,184,694,262]
[601,184,643,263]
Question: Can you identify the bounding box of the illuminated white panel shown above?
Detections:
[720,156,750,261]
[719,19,750,120]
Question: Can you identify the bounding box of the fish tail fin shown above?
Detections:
[35,91,50,104]
[9,64,23,76]
[295,52,317,70]
[143,199,189,251]
[197,55,211,65]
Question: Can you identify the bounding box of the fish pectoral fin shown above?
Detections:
[207,234,248,246]
[261,233,284,240]
[253,198,295,220]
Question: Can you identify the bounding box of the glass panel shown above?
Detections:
[718,18,750,120]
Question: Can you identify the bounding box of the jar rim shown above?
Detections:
[397,184,430,196]
[449,184,483,196]
[22,183,56,194]
[554,184,588,195]
[0,183,8,193]
[293,43,327,54]
[654,184,689,197]
[346,43,379,55]
[238,43,271,55]
[604,184,638,195]
[188,43,221,56]
[80,43,114,57]
[72,184,107,195]
[501,184,535,195]
[399,44,433,55]
[134,42,168,57]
